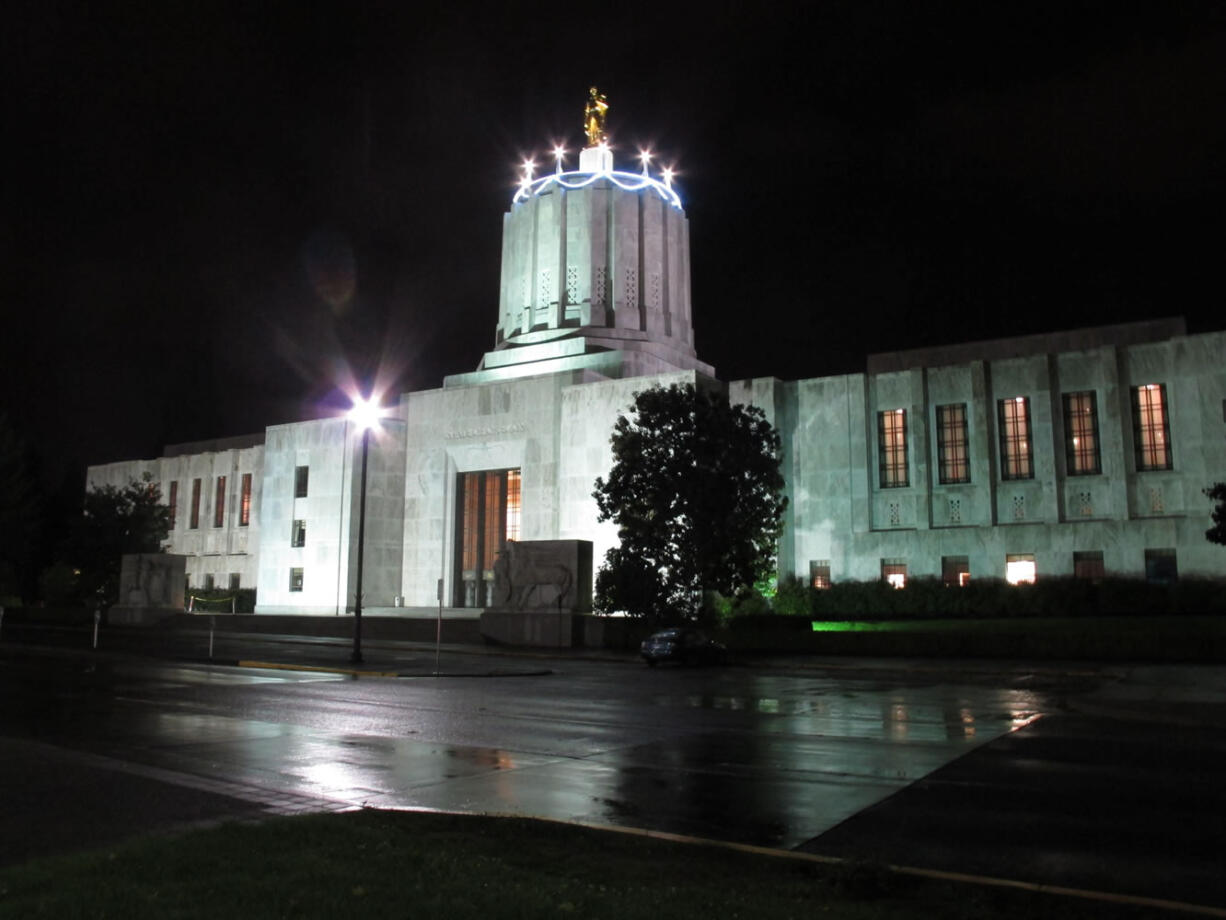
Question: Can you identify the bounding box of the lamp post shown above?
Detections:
[348,396,382,665]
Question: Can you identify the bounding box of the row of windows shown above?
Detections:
[810,548,1178,588]
[166,461,308,532]
[877,383,1173,489]
[166,473,254,530]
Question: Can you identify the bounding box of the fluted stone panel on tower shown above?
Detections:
[451,162,712,388]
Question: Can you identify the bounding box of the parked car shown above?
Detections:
[640,628,728,666]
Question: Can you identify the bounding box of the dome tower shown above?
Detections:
[450,89,713,385]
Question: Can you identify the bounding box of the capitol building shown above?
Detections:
[88,99,1226,617]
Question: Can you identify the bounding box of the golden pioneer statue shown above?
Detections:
[584,86,608,147]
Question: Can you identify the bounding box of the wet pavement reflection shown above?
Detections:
[0,651,1054,851]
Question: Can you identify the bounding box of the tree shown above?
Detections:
[65,473,171,605]
[0,414,43,604]
[1206,483,1226,546]
[593,383,788,624]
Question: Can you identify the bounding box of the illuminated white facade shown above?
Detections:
[87,144,1226,614]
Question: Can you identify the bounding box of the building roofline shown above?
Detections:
[163,432,265,457]
[866,318,1187,375]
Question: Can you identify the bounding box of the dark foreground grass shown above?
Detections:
[0,810,1179,920]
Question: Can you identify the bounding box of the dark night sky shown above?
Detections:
[5,2,1225,495]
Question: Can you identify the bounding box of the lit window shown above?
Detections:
[213,475,226,528]
[190,478,202,529]
[878,409,908,488]
[1144,548,1177,584]
[1073,551,1104,581]
[1132,385,1173,471]
[294,465,310,498]
[1063,392,1101,476]
[942,556,970,586]
[240,473,252,526]
[936,404,970,484]
[998,397,1034,480]
[881,559,907,589]
[167,481,178,530]
[1005,553,1036,585]
[810,560,831,589]
[455,468,523,608]
[505,469,522,542]
[289,567,304,592]
[291,519,306,548]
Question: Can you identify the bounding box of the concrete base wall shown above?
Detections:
[480,610,575,647]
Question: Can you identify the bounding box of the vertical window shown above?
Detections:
[289,568,304,592]
[998,397,1034,480]
[228,573,241,591]
[809,560,831,589]
[189,479,202,529]
[505,469,522,542]
[240,473,252,526]
[881,559,907,589]
[942,556,970,586]
[203,574,215,590]
[454,468,523,607]
[167,481,178,529]
[294,465,309,498]
[877,409,908,488]
[1073,551,1104,582]
[1063,392,1101,475]
[1144,548,1177,584]
[936,404,970,484]
[213,475,226,527]
[291,519,306,547]
[1005,553,1036,585]
[1132,384,1173,471]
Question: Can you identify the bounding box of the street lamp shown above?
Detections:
[348,395,383,664]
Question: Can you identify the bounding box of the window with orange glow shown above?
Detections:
[1132,384,1173,471]
[1005,553,1036,584]
[998,397,1033,480]
[881,560,907,588]
[1063,392,1101,475]
[942,555,970,586]
[936,404,970,484]
[189,479,201,529]
[877,409,908,488]
[505,469,522,541]
[213,476,226,528]
[240,473,252,526]
[809,560,831,589]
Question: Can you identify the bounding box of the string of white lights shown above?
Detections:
[513,169,682,209]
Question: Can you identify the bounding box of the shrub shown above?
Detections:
[770,574,1226,621]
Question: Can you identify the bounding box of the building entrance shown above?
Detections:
[454,468,521,607]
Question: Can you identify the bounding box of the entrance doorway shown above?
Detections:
[454,468,521,607]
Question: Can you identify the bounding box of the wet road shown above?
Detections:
[4,640,1223,910]
[0,643,1042,854]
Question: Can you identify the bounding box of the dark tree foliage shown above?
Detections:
[1206,483,1226,546]
[593,383,788,624]
[66,473,171,605]
[0,414,43,602]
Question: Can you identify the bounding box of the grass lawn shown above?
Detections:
[0,809,1173,919]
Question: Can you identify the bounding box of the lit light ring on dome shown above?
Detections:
[513,169,682,209]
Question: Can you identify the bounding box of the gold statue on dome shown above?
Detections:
[584,86,608,147]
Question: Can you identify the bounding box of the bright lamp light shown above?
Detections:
[348,397,383,432]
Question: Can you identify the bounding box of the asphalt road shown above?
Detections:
[1,628,1224,912]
